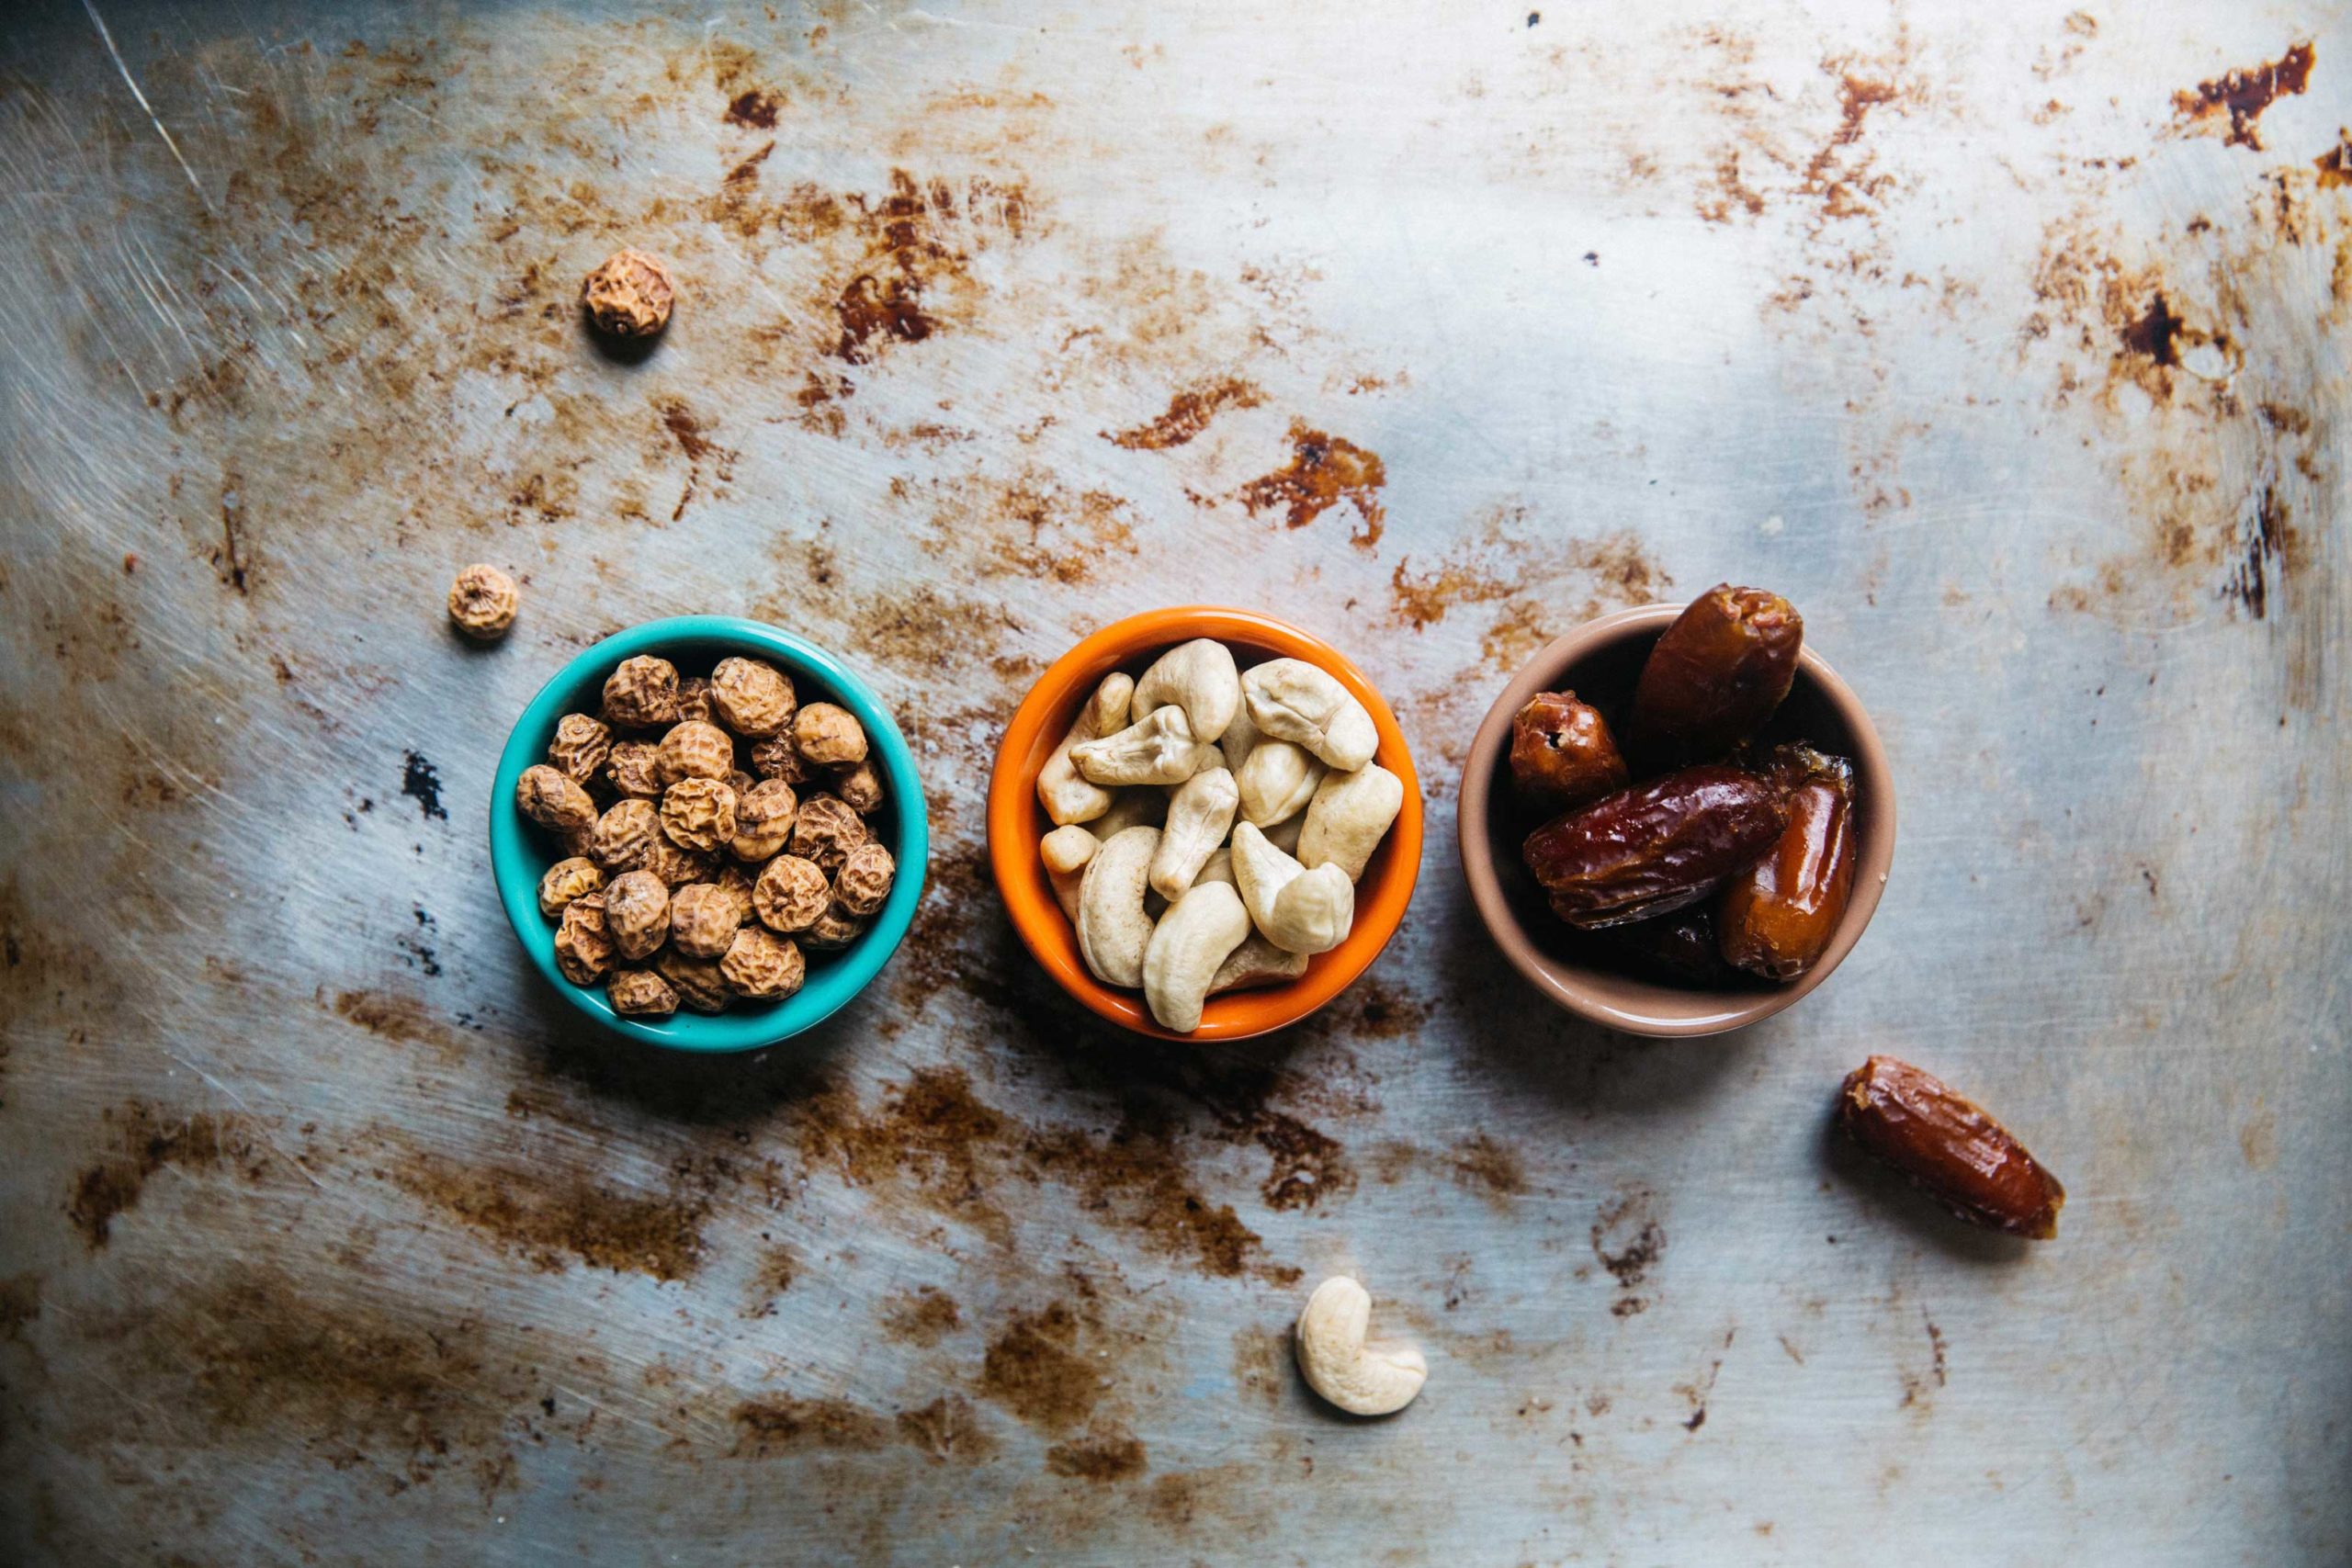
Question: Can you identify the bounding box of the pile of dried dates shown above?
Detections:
[1513,583,1857,987]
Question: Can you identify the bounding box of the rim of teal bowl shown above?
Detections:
[489,615,929,1053]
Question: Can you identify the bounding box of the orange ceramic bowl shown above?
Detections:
[988,607,1424,1042]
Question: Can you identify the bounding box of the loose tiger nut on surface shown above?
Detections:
[731,779,798,861]
[661,777,738,853]
[753,854,831,932]
[833,840,897,918]
[537,857,605,917]
[654,948,730,1012]
[793,703,867,766]
[548,713,612,784]
[603,656,681,730]
[590,797,661,873]
[669,881,743,959]
[602,869,671,961]
[748,733,810,784]
[553,893,616,984]
[517,765,598,835]
[787,793,866,874]
[582,248,675,339]
[447,563,520,641]
[607,968,678,1017]
[719,926,806,1000]
[709,656,797,738]
[605,739,663,799]
[658,720,735,784]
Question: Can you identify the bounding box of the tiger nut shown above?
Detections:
[749,733,811,784]
[787,793,866,874]
[607,968,678,1017]
[548,713,613,785]
[517,765,598,835]
[658,721,736,785]
[831,759,886,815]
[731,779,799,861]
[553,892,616,984]
[603,656,681,730]
[709,656,797,738]
[752,854,831,933]
[590,797,661,873]
[643,834,717,888]
[602,868,671,961]
[653,948,730,1012]
[800,903,865,951]
[537,857,605,917]
[711,862,758,925]
[833,841,897,918]
[669,881,743,959]
[793,703,867,766]
[447,563,520,641]
[674,674,714,725]
[662,777,738,853]
[605,739,664,799]
[719,926,806,1000]
[582,248,675,339]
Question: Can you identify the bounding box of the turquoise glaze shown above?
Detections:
[489,616,928,1051]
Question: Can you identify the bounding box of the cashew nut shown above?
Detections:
[1071,708,1220,787]
[1241,658,1378,771]
[1141,881,1251,1032]
[1295,1277,1426,1416]
[1296,761,1406,883]
[1149,767,1240,900]
[1077,826,1159,987]
[1040,824,1101,922]
[1131,637,1241,744]
[1193,847,1234,887]
[1037,672,1137,825]
[1209,931,1309,993]
[1263,811,1304,855]
[1235,739,1325,827]
[1228,821,1354,954]
[1219,695,1262,774]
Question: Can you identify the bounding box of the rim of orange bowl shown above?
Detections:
[987,607,1424,1042]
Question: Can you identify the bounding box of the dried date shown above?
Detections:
[1718,747,1857,980]
[1838,1055,2064,1238]
[1523,765,1786,930]
[1629,584,1803,766]
[1509,691,1628,811]
[1590,908,1747,988]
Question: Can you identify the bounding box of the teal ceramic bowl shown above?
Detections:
[490,616,928,1051]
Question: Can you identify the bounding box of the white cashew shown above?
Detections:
[1229,821,1354,955]
[1218,695,1262,774]
[1149,767,1239,900]
[1077,826,1160,987]
[1071,708,1220,787]
[1193,847,1234,887]
[1036,672,1137,825]
[1295,1277,1426,1416]
[1131,637,1241,744]
[1040,824,1100,923]
[1263,812,1304,855]
[1141,881,1251,1032]
[1296,762,1406,883]
[1241,658,1378,771]
[1236,739,1324,827]
[1209,931,1309,993]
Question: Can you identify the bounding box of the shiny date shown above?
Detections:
[1523,764,1787,930]
[1509,691,1629,811]
[1718,746,1857,980]
[1838,1055,2065,1239]
[1629,584,1804,766]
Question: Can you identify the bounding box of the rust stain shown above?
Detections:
[1449,1133,1530,1201]
[387,1148,717,1282]
[333,987,471,1059]
[730,1394,890,1454]
[1229,1325,1291,1408]
[2221,484,2296,619]
[1591,1185,1664,1316]
[1237,421,1387,547]
[2317,130,2352,187]
[880,1285,963,1345]
[896,1393,998,1462]
[2172,41,2315,151]
[68,1101,264,1248]
[1103,377,1264,449]
[724,87,783,129]
[745,1248,798,1317]
[1044,1421,1148,1482]
[978,1301,1102,1433]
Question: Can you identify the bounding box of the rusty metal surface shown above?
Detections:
[1,0,2346,1561]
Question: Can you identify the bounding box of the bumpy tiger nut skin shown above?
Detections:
[554,892,616,984]
[537,857,606,917]
[752,854,831,932]
[1509,691,1628,812]
[833,840,898,918]
[1718,750,1856,981]
[1838,1056,2065,1239]
[831,759,886,815]
[602,869,672,961]
[719,926,807,1000]
[607,968,679,1017]
[793,703,868,766]
[605,740,664,799]
[581,248,675,339]
[1628,585,1804,768]
[658,721,736,785]
[669,881,744,960]
[661,777,738,853]
[1524,765,1786,930]
[653,949,731,1013]
[518,765,598,836]
[709,656,797,739]
[749,733,811,784]
[447,563,520,641]
[799,902,865,951]
[730,779,799,861]
[711,863,758,925]
[643,834,717,888]
[548,713,613,785]
[591,798,662,874]
[602,656,681,730]
[787,792,867,874]
[674,674,714,726]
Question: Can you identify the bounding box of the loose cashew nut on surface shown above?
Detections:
[1295,1276,1427,1416]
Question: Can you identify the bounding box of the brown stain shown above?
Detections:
[724,88,782,129]
[1695,148,1769,224]
[2221,484,2296,620]
[2317,130,2352,187]
[654,397,741,522]
[332,987,471,1060]
[1146,1464,1278,1539]
[978,1301,1102,1433]
[904,465,1140,584]
[1103,377,1264,449]
[880,1285,963,1346]
[730,1394,890,1454]
[744,1248,798,1317]
[1043,1420,1148,1482]
[69,1101,265,1248]
[1251,1111,1353,1212]
[0,1273,40,1342]
[1591,1185,1664,1315]
[896,1393,998,1462]
[1237,421,1387,547]
[2239,1108,2278,1169]
[1900,1310,1950,1408]
[1449,1132,1530,1201]
[388,1147,715,1282]
[2173,41,2315,151]
[1228,1325,1291,1408]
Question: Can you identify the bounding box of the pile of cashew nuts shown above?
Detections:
[1035,637,1407,1032]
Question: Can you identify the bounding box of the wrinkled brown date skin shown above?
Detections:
[1524,765,1787,929]
[1718,748,1856,980]
[1509,691,1629,811]
[1629,584,1804,767]
[1838,1056,2065,1239]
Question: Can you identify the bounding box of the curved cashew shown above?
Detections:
[1295,1277,1426,1416]
[1037,672,1137,825]
[1229,821,1354,955]
[1131,637,1241,744]
[1077,826,1160,987]
[1241,658,1378,771]
[1236,739,1325,827]
[1141,881,1251,1032]
[1149,767,1239,900]
[1209,931,1309,994]
[1296,761,1406,882]
[1040,824,1100,922]
[1071,708,1220,787]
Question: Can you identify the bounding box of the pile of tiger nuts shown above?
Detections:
[513,651,896,1019]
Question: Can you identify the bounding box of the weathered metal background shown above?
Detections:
[1,0,2346,1562]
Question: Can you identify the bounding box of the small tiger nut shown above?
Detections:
[833,841,898,918]
[711,862,758,925]
[726,768,757,799]
[800,903,865,951]
[731,779,799,861]
[590,797,661,873]
[653,948,730,1013]
[606,740,664,799]
[603,869,671,961]
[548,713,613,784]
[603,656,681,730]
[537,856,605,917]
[558,822,600,862]
[749,733,810,784]
[753,854,831,933]
[518,764,598,835]
[669,881,743,959]
[662,777,738,853]
[831,759,886,815]
[582,248,675,339]
[786,792,867,874]
[607,968,678,1017]
[794,703,868,766]
[709,656,797,738]
[658,720,735,785]
[447,563,519,641]
[675,674,714,725]
[644,834,717,888]
[554,892,616,984]
[719,926,807,1000]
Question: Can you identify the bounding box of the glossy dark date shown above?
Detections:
[1522,765,1786,930]
[1508,691,1628,811]
[1838,1055,2065,1239]
[1594,908,1747,988]
[1629,584,1803,767]
[1718,747,1857,980]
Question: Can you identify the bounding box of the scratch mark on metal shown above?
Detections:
[83,0,215,214]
